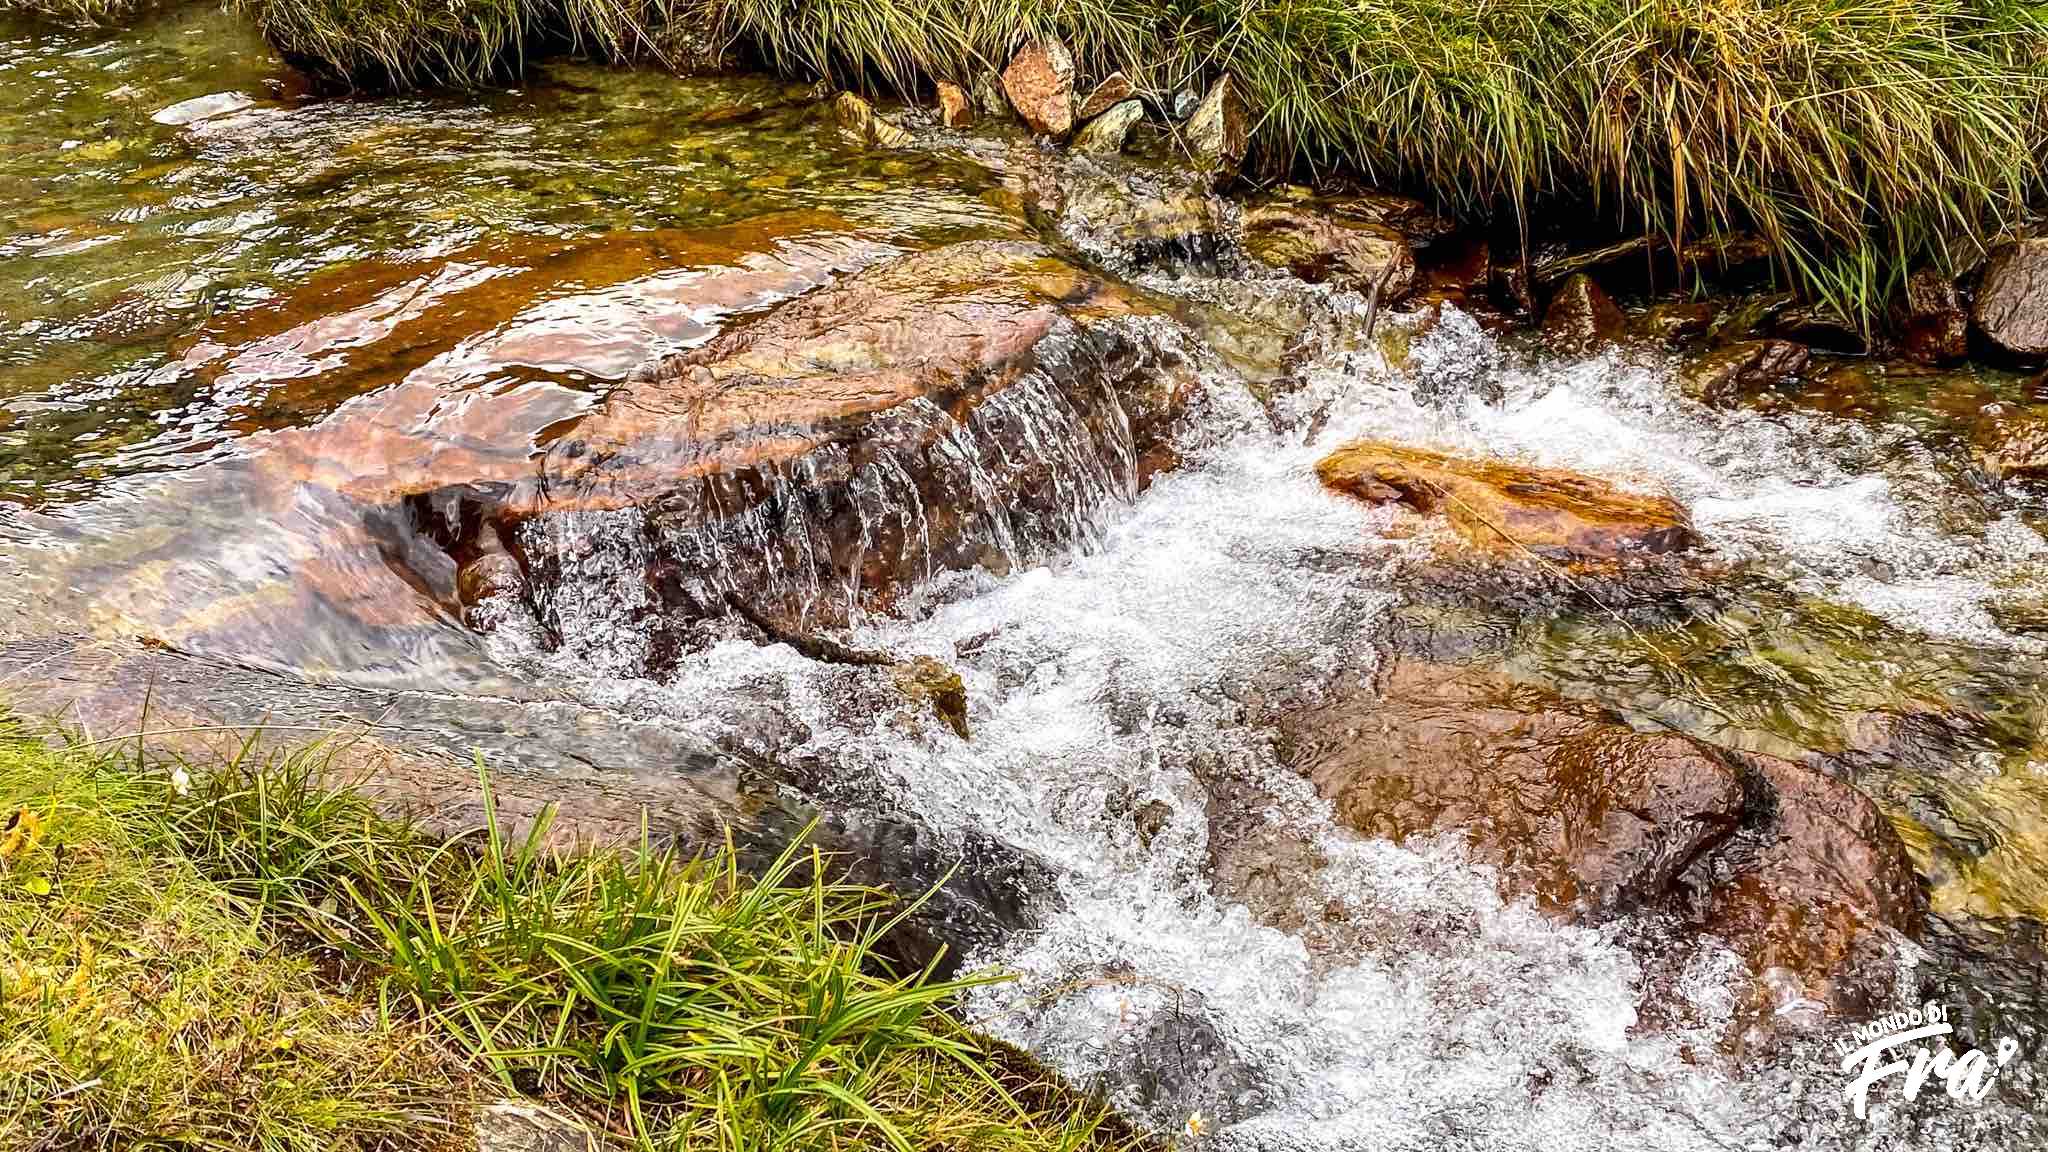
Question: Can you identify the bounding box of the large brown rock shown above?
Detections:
[1541,273,1626,354]
[1315,441,1699,564]
[521,240,1203,648]
[1286,661,1745,917]
[1973,238,2048,360]
[1700,752,1925,1012]
[1001,38,1076,137]
[1272,659,1924,1010]
[1241,201,1416,300]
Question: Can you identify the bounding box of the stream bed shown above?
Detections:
[4,8,2047,1149]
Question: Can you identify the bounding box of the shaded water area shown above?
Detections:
[5,7,2048,1149]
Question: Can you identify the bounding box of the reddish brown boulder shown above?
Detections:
[1541,273,1626,354]
[1703,753,1924,1012]
[1241,201,1416,300]
[520,240,1203,647]
[1001,38,1076,137]
[1286,661,1744,917]
[1075,71,1135,120]
[1892,267,1967,365]
[1316,441,1699,563]
[1270,659,1924,1012]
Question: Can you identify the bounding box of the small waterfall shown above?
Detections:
[517,328,1161,674]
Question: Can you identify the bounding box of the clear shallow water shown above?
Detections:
[2,8,2047,1149]
[0,5,1014,503]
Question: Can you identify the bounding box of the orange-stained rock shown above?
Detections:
[935,80,973,128]
[1315,441,1698,563]
[1001,38,1075,137]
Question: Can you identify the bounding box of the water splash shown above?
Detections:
[494,295,2043,1147]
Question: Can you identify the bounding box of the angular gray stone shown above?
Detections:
[1184,73,1247,174]
[1973,238,2048,360]
[1070,98,1145,156]
[473,1100,592,1152]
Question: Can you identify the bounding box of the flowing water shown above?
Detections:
[4,8,2047,1149]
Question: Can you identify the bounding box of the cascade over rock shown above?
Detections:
[1241,199,1416,299]
[509,239,1205,662]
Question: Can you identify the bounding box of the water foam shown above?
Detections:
[491,295,2043,1147]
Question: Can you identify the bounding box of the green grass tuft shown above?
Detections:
[0,725,1137,1151]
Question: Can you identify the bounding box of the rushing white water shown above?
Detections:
[488,285,2043,1148]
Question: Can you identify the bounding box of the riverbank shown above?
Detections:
[0,723,1138,1150]
[14,0,2043,331]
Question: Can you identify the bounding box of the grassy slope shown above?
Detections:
[0,728,1135,1151]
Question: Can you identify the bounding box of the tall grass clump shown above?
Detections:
[0,723,1133,1151]
[702,0,2048,327]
